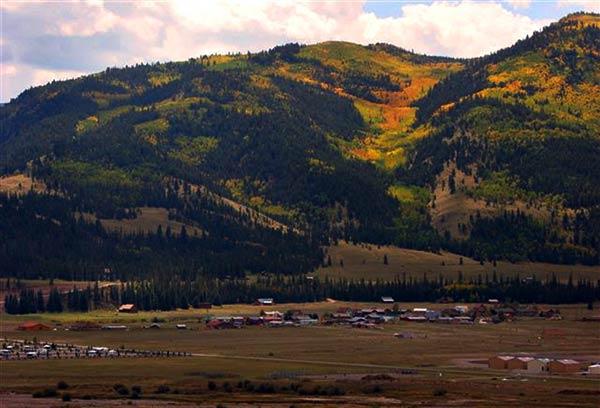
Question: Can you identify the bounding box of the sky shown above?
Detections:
[1,0,598,102]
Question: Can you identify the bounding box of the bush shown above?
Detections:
[131,385,142,394]
[364,384,383,394]
[433,388,447,397]
[113,384,129,396]
[61,393,72,402]
[208,381,217,391]
[32,388,58,398]
[57,380,69,390]
[155,385,170,394]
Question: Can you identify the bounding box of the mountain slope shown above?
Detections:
[1,13,599,280]
[401,13,600,263]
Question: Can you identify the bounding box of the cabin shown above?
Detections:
[381,296,394,304]
[118,304,138,313]
[488,355,514,370]
[18,322,51,331]
[548,359,582,373]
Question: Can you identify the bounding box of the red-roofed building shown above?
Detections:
[18,322,51,331]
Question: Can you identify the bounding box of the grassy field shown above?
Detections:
[317,241,600,282]
[1,302,599,407]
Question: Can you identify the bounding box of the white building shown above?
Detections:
[527,358,550,373]
[588,364,600,375]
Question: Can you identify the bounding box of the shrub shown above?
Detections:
[61,393,72,402]
[364,384,383,394]
[207,381,217,391]
[155,385,170,394]
[32,388,58,398]
[131,385,142,394]
[57,381,69,390]
[433,388,447,397]
[113,384,129,396]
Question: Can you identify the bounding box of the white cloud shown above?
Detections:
[556,0,600,12]
[506,0,532,9]
[2,0,555,101]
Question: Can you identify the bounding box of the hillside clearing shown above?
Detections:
[317,241,600,282]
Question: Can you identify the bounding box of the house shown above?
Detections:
[527,358,550,373]
[425,310,441,321]
[264,311,283,319]
[588,364,600,375]
[488,299,499,304]
[255,298,274,306]
[454,305,469,314]
[298,318,319,326]
[381,296,395,303]
[507,357,534,370]
[18,322,51,331]
[176,324,187,330]
[118,304,138,313]
[206,320,231,330]
[488,355,514,369]
[548,359,581,373]
[246,316,264,326]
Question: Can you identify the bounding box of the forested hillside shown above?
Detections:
[1,12,598,285]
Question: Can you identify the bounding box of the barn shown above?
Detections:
[507,357,534,370]
[548,359,581,373]
[488,355,514,369]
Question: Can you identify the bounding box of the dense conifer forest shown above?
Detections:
[1,13,598,311]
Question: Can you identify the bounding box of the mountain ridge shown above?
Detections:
[1,12,598,282]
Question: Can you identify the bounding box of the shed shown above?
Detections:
[488,355,514,369]
[548,359,581,373]
[588,364,600,375]
[118,304,138,313]
[18,322,51,331]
